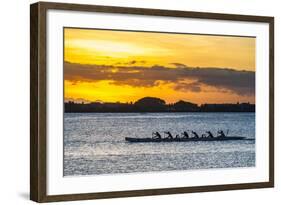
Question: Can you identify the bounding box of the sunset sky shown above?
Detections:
[64,28,255,104]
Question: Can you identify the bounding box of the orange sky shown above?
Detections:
[64,28,255,104]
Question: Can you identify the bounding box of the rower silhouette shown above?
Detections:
[206,131,214,138]
[152,131,162,139]
[183,131,189,138]
[217,130,226,138]
[191,131,199,138]
[164,131,174,139]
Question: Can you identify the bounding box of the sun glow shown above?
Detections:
[66,39,166,57]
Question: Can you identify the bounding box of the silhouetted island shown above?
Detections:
[64,97,255,113]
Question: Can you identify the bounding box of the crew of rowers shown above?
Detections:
[152,130,226,139]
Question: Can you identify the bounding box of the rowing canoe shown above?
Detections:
[125,136,246,143]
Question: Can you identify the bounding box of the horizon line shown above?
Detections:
[64,99,255,105]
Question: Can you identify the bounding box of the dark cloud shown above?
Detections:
[170,63,189,68]
[174,67,255,95]
[64,62,255,96]
[115,60,146,65]
[174,81,202,92]
[64,97,91,103]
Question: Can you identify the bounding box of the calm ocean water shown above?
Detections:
[64,112,255,176]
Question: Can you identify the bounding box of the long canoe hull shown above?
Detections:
[125,136,246,143]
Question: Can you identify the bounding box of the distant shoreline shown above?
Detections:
[64,111,255,113]
[65,97,255,113]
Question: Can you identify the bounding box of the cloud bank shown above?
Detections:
[64,62,255,96]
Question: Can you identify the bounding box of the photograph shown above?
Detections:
[63,28,256,176]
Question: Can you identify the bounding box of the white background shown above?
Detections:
[0,0,279,204]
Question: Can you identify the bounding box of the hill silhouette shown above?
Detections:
[134,97,166,112]
[65,97,255,113]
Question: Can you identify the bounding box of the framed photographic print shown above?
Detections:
[30,1,274,202]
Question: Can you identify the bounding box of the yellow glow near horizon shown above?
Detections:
[64,28,255,104]
[64,80,254,104]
